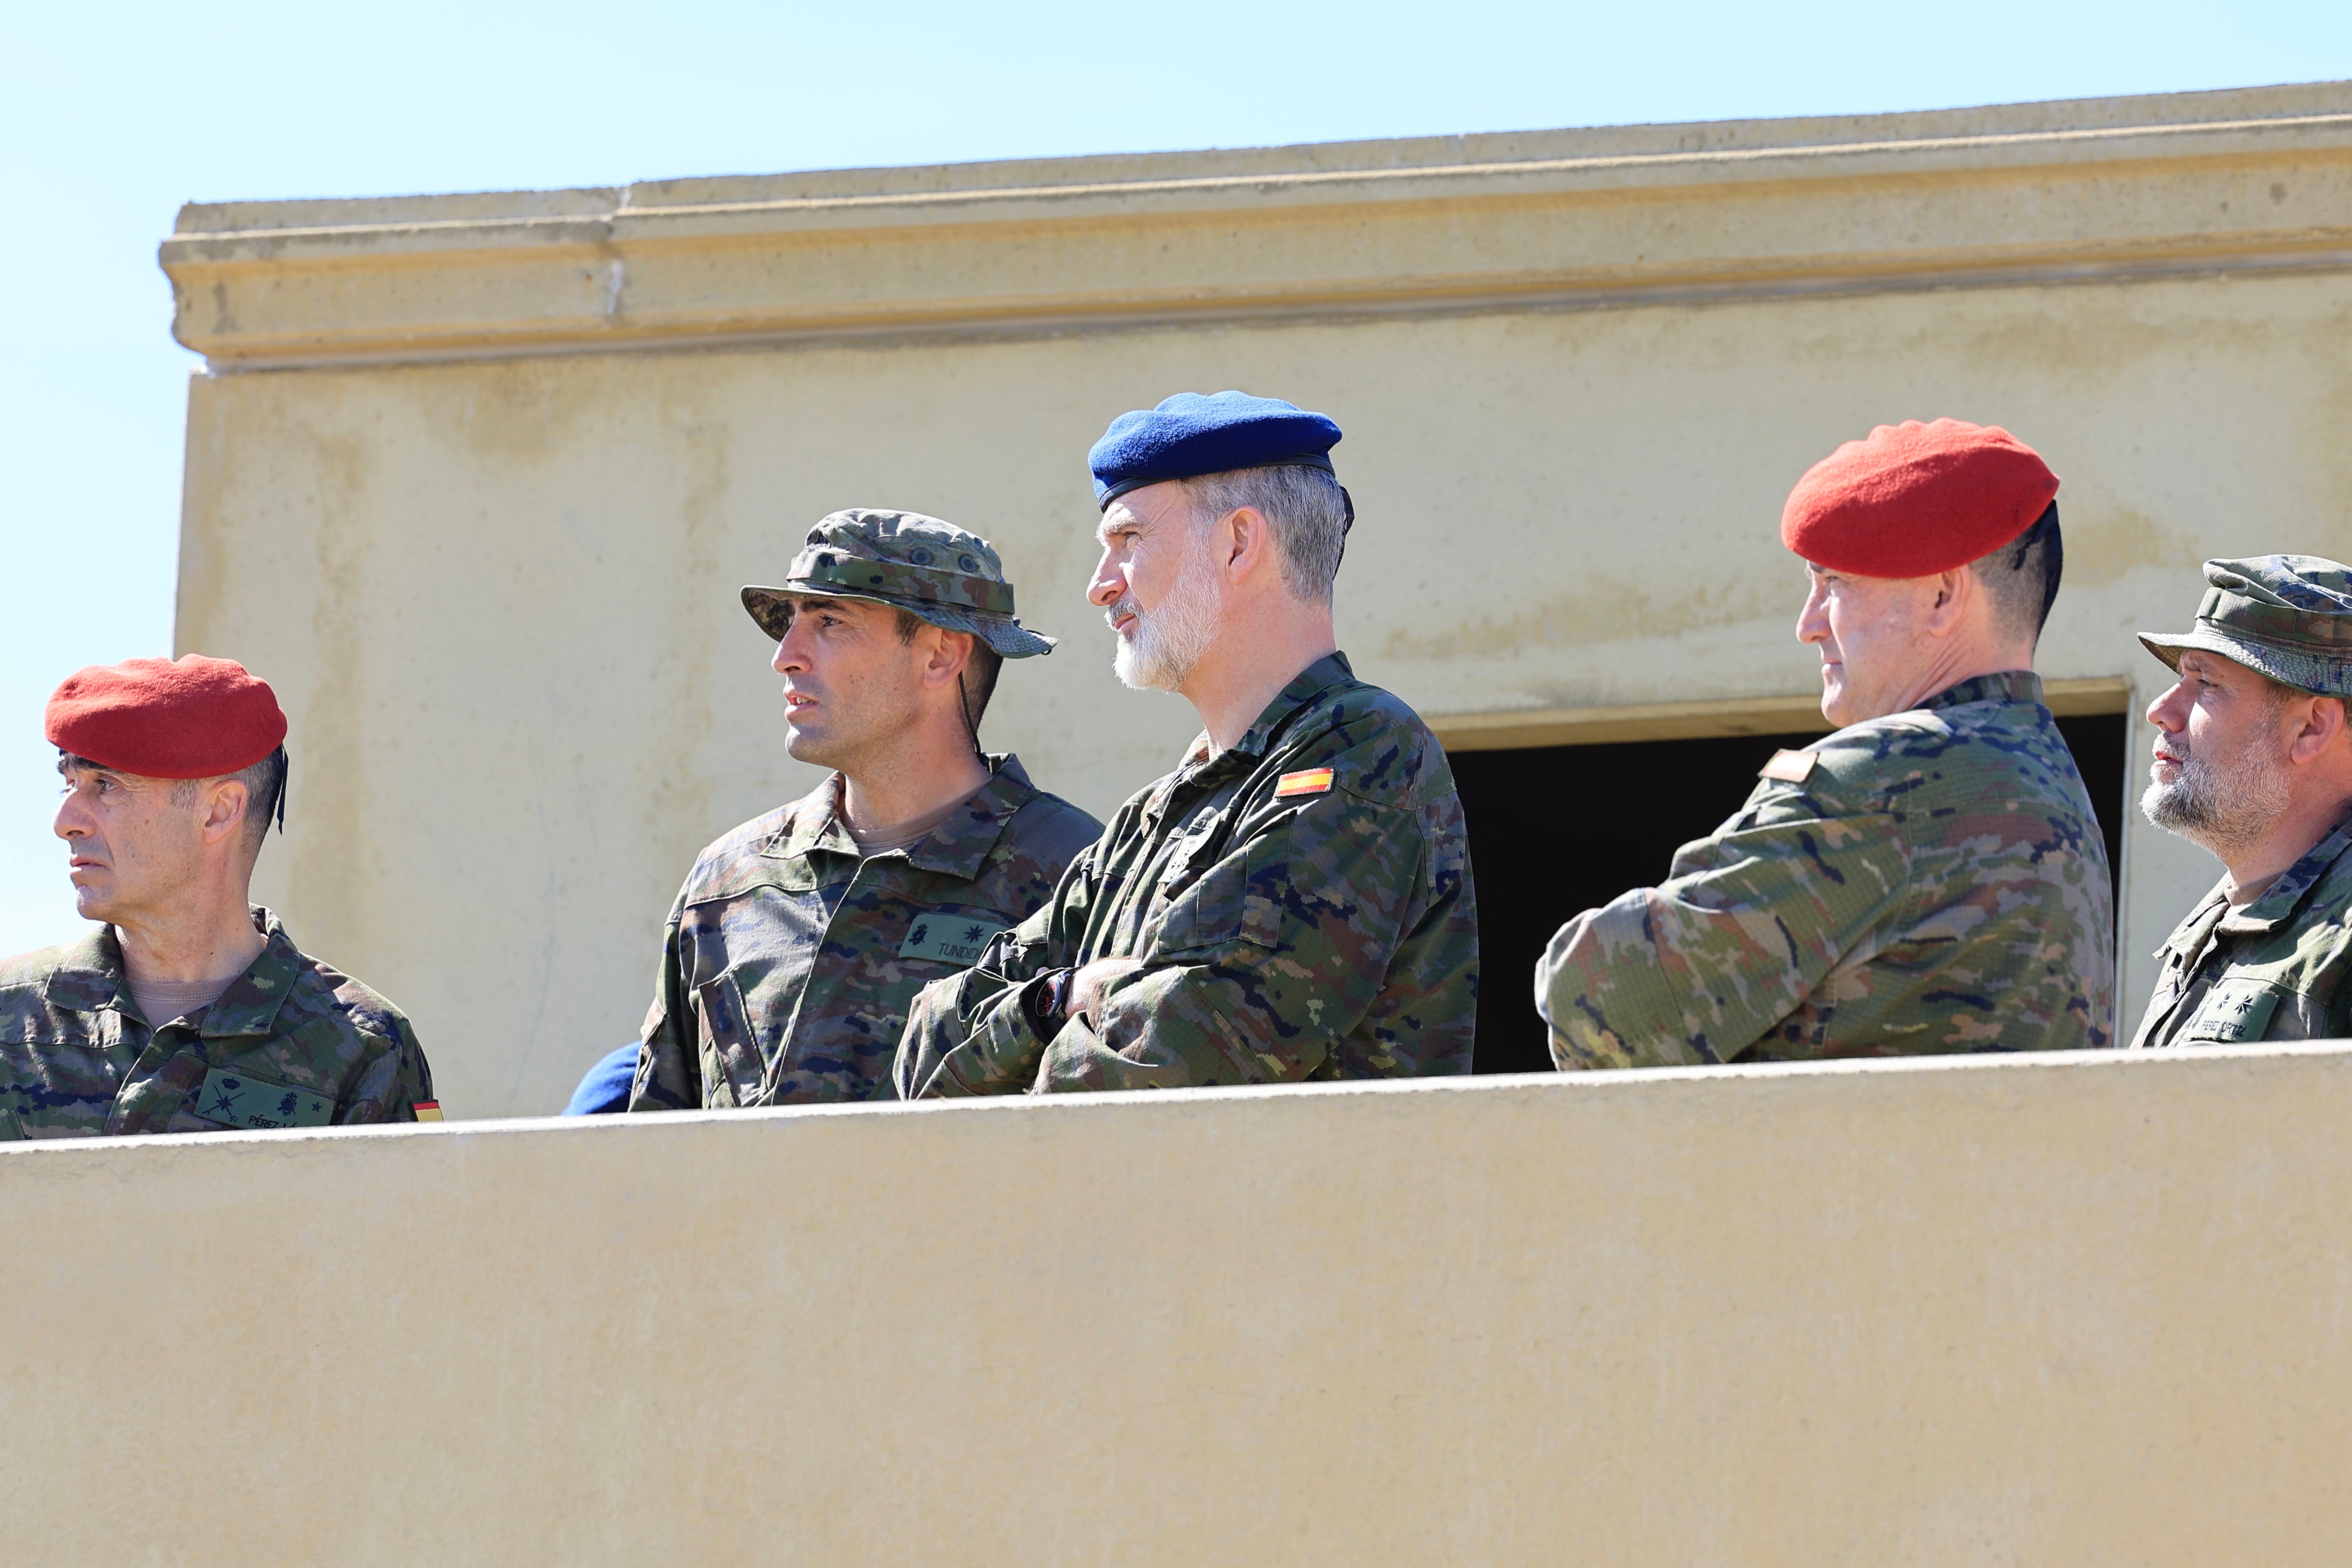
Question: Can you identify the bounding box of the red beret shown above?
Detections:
[45,655,286,779]
[1781,418,2060,578]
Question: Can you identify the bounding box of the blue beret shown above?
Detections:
[560,1042,641,1115]
[1089,391,1343,509]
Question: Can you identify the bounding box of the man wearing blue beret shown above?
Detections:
[894,391,1479,1094]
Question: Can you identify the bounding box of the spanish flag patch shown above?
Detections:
[1274,767,1335,798]
[413,1101,444,1123]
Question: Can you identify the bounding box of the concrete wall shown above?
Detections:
[8,1046,2352,1564]
[163,83,2352,1115]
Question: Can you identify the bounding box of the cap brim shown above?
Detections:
[740,585,1055,658]
[2139,626,2335,693]
[2135,630,2194,673]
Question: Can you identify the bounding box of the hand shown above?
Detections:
[1066,957,1143,1028]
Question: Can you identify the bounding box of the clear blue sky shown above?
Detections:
[2,0,2347,957]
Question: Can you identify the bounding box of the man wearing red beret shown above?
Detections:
[1537,419,2116,1067]
[0,655,437,1136]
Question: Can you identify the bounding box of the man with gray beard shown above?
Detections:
[892,391,1479,1095]
[2131,556,2352,1048]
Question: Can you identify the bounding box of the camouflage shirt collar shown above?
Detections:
[777,776,862,861]
[1174,651,1359,771]
[903,755,1043,878]
[772,755,1042,879]
[1921,670,2043,713]
[2217,800,2352,936]
[40,905,301,1036]
[41,925,133,1014]
[201,908,307,1037]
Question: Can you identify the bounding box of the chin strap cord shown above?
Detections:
[958,671,984,762]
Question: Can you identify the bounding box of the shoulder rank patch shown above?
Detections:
[900,911,995,966]
[413,1101,444,1123]
[196,1067,332,1132]
[1758,748,1818,784]
[1274,767,1335,798]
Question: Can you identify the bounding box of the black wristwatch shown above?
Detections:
[1024,967,1074,1038]
[1039,967,1073,1022]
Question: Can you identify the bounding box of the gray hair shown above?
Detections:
[167,746,286,856]
[1180,464,1349,605]
[1967,503,2064,649]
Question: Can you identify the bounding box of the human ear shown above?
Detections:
[2290,696,2348,765]
[200,780,249,847]
[1924,568,1969,636]
[1221,506,1268,582]
[922,628,975,690]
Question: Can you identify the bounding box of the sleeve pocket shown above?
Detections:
[693,969,765,1107]
[1238,839,1283,949]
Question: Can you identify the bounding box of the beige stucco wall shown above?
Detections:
[8,1047,2352,1563]
[167,83,2352,1116]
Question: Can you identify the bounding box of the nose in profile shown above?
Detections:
[771,621,812,675]
[1794,577,1832,645]
[1089,548,1126,609]
[53,787,90,844]
[2146,680,2192,735]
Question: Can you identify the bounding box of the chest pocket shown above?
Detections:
[1149,839,1285,958]
[2186,978,2283,1043]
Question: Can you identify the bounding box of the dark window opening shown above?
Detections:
[1452,711,2129,1074]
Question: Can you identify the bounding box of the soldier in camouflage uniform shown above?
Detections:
[1539,419,2115,1068]
[2129,557,2352,1048]
[893,391,1478,1096]
[1,655,436,1136]
[628,510,1100,1110]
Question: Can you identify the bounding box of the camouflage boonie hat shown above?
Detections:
[741,509,1056,659]
[2140,555,2352,696]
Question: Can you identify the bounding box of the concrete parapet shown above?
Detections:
[8,1046,2351,1562]
[163,83,2352,370]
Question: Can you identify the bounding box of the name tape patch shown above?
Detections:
[197,1067,332,1132]
[2190,981,2281,1043]
[1274,767,1335,798]
[900,911,996,967]
[1758,749,1818,784]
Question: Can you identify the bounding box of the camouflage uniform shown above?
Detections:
[0,907,434,1137]
[2129,555,2352,1049]
[2130,814,2352,1047]
[893,652,1480,1096]
[628,756,1100,1107]
[629,508,1097,1109]
[1538,671,2116,1068]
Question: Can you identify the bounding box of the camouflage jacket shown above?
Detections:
[1538,671,2116,1068]
[2129,806,2352,1048]
[892,653,1480,1096]
[0,907,435,1138]
[628,754,1100,1109]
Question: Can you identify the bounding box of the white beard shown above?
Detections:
[2141,723,2292,860]
[1111,544,1221,693]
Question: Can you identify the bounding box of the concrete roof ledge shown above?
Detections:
[7,1038,2348,1158]
[162,80,2352,371]
[14,1037,2352,1559]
